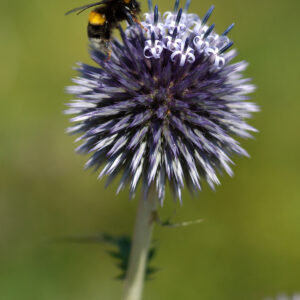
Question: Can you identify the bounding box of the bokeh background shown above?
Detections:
[1,0,300,299]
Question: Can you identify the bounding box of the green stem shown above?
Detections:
[122,188,157,300]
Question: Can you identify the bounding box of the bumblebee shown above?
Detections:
[66,0,141,58]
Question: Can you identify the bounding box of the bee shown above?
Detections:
[65,0,142,59]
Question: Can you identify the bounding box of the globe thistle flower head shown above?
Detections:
[65,0,259,204]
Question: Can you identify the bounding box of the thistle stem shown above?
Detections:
[122,188,157,300]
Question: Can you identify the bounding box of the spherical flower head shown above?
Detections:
[65,0,259,204]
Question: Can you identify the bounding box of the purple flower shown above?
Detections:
[65,0,259,204]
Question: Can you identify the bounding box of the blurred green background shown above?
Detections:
[1,0,300,299]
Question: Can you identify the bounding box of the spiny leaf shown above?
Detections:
[54,233,158,280]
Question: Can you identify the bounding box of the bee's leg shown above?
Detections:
[124,10,135,26]
[123,9,146,31]
[132,15,147,31]
[104,42,112,62]
[103,23,112,62]
[105,50,112,61]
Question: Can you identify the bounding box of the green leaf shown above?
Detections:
[54,233,158,280]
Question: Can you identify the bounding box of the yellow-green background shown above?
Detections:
[1,0,300,299]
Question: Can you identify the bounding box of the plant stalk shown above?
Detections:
[122,188,157,300]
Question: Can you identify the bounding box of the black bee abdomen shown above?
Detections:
[88,23,111,40]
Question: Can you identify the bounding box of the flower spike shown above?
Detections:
[222,23,235,36]
[202,5,214,25]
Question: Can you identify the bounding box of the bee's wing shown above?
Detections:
[65,0,113,15]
